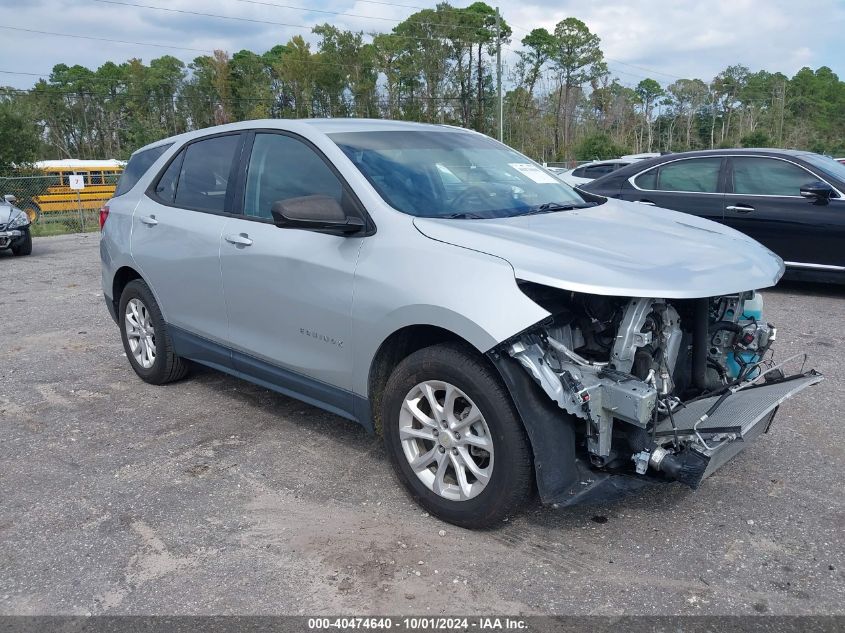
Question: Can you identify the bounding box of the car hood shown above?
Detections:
[413,198,784,298]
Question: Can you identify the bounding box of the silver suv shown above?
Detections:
[101,119,821,528]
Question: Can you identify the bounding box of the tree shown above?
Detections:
[635,78,664,152]
[515,28,555,99]
[0,94,40,171]
[665,78,708,150]
[574,132,628,160]
[740,130,769,147]
[550,18,605,158]
[5,4,845,165]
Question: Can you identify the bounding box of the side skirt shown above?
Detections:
[169,325,374,433]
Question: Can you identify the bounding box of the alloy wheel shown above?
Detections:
[125,297,156,369]
[398,380,494,501]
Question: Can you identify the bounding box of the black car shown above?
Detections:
[580,149,845,283]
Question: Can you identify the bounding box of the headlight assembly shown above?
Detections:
[8,212,30,229]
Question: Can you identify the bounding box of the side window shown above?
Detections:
[153,150,184,204]
[89,171,103,185]
[583,164,616,178]
[637,158,722,193]
[244,133,344,219]
[571,166,587,178]
[732,157,815,196]
[634,168,657,189]
[174,135,241,213]
[115,143,173,197]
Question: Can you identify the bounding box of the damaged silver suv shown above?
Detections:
[100,119,823,528]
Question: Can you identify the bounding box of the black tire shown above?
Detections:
[118,279,189,385]
[11,230,32,256]
[381,342,534,528]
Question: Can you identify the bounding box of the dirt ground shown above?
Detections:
[1,233,843,615]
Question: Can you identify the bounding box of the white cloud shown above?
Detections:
[505,0,845,86]
[0,0,842,89]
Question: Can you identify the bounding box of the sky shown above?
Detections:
[1,0,844,91]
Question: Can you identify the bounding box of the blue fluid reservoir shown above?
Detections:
[742,292,763,321]
[726,350,760,379]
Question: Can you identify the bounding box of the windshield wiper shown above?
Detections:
[443,212,486,219]
[518,201,596,216]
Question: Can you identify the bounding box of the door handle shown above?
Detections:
[726,204,755,213]
[637,199,656,206]
[139,215,158,226]
[224,233,253,247]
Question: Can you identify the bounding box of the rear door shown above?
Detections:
[723,156,843,266]
[620,156,726,224]
[131,133,243,354]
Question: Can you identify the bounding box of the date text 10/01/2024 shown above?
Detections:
[307,617,528,630]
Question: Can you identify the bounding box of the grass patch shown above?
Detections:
[30,213,100,237]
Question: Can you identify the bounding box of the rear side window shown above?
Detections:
[153,151,184,204]
[635,158,722,193]
[731,157,814,196]
[115,144,173,197]
[174,135,241,213]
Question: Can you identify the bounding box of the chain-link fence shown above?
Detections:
[0,173,122,236]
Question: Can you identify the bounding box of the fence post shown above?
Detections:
[77,191,85,232]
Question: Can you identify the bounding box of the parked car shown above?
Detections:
[0,195,33,256]
[580,149,845,283]
[555,153,660,187]
[100,121,821,527]
[836,157,845,165]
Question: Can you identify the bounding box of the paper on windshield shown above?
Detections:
[509,163,560,184]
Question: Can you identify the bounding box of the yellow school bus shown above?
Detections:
[31,160,125,215]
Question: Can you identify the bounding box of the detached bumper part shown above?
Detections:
[652,371,823,486]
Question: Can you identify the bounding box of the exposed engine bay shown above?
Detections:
[501,282,822,493]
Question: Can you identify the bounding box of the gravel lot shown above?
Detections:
[1,233,843,616]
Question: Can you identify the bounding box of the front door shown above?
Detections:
[219,132,365,413]
[723,156,844,267]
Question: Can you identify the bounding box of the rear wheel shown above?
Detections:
[381,343,534,528]
[118,279,188,385]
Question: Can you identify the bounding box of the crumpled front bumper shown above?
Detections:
[551,370,824,506]
[0,229,23,249]
[494,339,824,507]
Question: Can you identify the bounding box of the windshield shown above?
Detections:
[802,153,845,184]
[330,130,588,219]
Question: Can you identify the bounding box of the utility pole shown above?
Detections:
[495,6,503,142]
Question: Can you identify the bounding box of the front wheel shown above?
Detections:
[118,279,189,385]
[381,343,534,528]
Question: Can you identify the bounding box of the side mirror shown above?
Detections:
[799,181,835,204]
[271,195,365,236]
[4,194,17,204]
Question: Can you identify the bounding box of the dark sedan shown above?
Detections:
[580,149,845,283]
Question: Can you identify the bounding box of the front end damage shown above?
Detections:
[489,283,823,506]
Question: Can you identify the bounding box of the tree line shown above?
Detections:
[2,2,844,172]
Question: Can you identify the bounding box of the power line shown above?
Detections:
[230,0,403,23]
[0,25,213,55]
[605,57,685,82]
[90,0,503,46]
[228,0,505,37]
